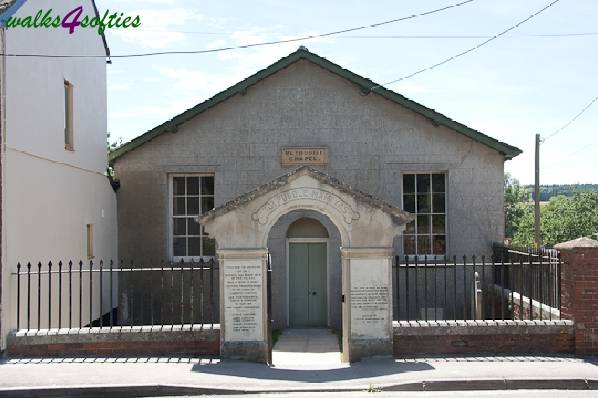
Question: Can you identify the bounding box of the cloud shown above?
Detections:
[108,82,132,92]
[108,8,205,49]
[157,66,244,94]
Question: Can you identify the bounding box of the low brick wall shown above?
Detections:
[394,320,574,357]
[6,325,220,357]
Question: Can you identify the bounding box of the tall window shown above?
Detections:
[64,80,74,151]
[171,175,215,259]
[402,173,446,257]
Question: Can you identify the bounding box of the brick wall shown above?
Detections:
[393,321,575,357]
[6,326,219,357]
[556,238,598,354]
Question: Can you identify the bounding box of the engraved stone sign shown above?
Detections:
[350,258,391,339]
[223,260,264,342]
[281,147,328,166]
[251,188,360,225]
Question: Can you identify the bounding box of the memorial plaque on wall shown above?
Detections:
[223,260,264,342]
[281,147,328,166]
[350,258,392,339]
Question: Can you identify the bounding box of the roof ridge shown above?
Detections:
[109,47,522,163]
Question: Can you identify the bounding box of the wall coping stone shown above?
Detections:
[394,320,574,336]
[555,237,598,250]
[12,324,220,338]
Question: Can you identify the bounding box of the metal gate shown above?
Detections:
[266,252,273,365]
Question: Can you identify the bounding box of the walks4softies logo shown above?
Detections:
[0,0,141,34]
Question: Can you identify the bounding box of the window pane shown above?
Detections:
[173,177,186,195]
[433,193,445,213]
[403,194,415,213]
[432,215,445,234]
[432,174,445,192]
[405,220,415,234]
[173,197,186,216]
[173,218,186,235]
[188,218,200,235]
[186,177,199,195]
[403,175,415,194]
[404,235,416,255]
[173,238,186,256]
[417,194,431,213]
[203,237,216,256]
[201,197,214,213]
[417,215,430,234]
[417,235,431,254]
[416,174,431,193]
[187,197,199,215]
[188,237,201,256]
[433,235,446,255]
[201,176,215,195]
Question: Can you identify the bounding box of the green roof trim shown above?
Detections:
[109,47,522,163]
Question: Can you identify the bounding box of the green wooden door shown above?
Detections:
[289,242,327,327]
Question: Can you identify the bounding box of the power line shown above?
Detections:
[542,137,598,170]
[0,0,476,59]
[371,0,562,90]
[130,30,598,39]
[542,94,598,142]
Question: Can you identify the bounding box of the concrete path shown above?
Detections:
[272,328,343,369]
[0,355,597,396]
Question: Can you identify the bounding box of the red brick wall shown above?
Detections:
[7,328,220,357]
[393,322,575,357]
[559,246,598,354]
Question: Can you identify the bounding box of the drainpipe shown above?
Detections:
[0,26,6,351]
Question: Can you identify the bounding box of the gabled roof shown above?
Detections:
[199,166,414,225]
[110,47,522,163]
[90,0,111,59]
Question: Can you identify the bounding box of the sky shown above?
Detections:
[96,0,597,185]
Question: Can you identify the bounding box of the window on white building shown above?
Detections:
[402,173,446,258]
[86,224,94,259]
[171,175,215,260]
[64,80,74,151]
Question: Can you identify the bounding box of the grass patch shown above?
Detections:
[271,328,282,347]
[332,328,343,352]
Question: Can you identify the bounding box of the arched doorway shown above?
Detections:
[267,211,342,331]
[199,166,412,363]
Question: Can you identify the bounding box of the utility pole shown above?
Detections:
[534,134,540,250]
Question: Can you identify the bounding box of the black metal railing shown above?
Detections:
[15,259,219,332]
[393,254,561,322]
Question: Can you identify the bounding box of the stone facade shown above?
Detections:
[111,49,516,339]
[113,57,508,262]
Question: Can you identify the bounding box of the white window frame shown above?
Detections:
[401,171,447,261]
[168,173,215,262]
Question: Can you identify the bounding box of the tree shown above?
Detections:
[513,192,598,247]
[504,173,530,239]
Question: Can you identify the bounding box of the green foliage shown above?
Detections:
[504,173,530,238]
[512,192,598,247]
[526,184,598,201]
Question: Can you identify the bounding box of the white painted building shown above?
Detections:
[0,0,117,349]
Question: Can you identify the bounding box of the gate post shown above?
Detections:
[341,247,394,362]
[217,248,269,363]
[555,237,598,355]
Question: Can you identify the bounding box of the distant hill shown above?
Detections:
[526,184,598,201]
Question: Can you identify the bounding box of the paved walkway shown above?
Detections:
[0,355,597,396]
[272,328,343,369]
